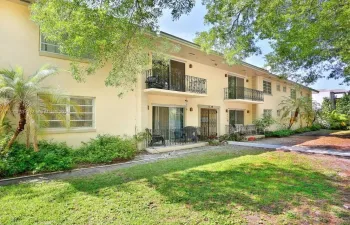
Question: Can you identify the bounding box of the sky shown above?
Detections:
[159,2,348,91]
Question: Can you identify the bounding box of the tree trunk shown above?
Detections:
[288,108,299,129]
[6,102,27,149]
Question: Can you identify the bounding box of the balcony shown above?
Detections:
[224,87,264,103]
[144,70,207,97]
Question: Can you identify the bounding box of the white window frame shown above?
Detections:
[39,96,96,133]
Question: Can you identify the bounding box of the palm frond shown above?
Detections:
[28,65,58,84]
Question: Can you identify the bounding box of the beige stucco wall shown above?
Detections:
[1,1,313,147]
[0,1,141,146]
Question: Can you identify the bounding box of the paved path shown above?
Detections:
[228,141,350,157]
[0,145,252,186]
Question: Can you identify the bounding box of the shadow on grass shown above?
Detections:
[147,162,336,215]
[59,149,338,216]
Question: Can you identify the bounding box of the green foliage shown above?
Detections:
[0,141,73,177]
[335,93,350,116]
[1,150,346,224]
[326,111,349,130]
[30,0,194,95]
[0,135,138,177]
[0,65,60,149]
[195,0,350,85]
[265,130,295,138]
[266,124,322,137]
[32,141,74,172]
[278,94,314,129]
[219,133,244,142]
[73,135,137,164]
[253,114,275,133]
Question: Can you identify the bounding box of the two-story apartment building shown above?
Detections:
[1,0,316,147]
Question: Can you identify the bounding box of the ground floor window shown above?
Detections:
[229,110,244,125]
[39,96,94,130]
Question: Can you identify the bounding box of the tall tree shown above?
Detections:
[30,0,195,96]
[0,65,60,149]
[195,0,350,85]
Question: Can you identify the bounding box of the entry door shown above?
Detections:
[229,110,244,125]
[228,76,244,99]
[201,108,218,138]
[170,60,186,92]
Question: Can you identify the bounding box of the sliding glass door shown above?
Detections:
[228,76,244,99]
[152,106,184,130]
[152,60,186,91]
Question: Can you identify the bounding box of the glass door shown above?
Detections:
[152,106,184,141]
[170,60,185,92]
[228,76,244,99]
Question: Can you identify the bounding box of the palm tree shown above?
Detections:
[0,65,59,149]
[279,96,311,129]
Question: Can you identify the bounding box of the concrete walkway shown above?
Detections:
[228,141,350,157]
[0,145,244,186]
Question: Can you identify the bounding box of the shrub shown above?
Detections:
[33,141,74,173]
[0,142,35,177]
[218,133,244,142]
[265,129,295,137]
[0,141,74,177]
[294,127,312,134]
[74,135,137,164]
[309,124,322,131]
[253,115,275,133]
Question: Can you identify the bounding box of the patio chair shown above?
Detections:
[183,126,199,142]
[145,128,165,146]
[234,124,245,134]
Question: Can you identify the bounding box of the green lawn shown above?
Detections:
[0,148,349,224]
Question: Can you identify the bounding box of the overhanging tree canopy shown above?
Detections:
[195,0,350,85]
[30,0,195,96]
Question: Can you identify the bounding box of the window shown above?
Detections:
[277,84,281,91]
[291,89,296,99]
[40,96,94,130]
[263,80,272,94]
[263,109,272,117]
[277,110,281,117]
[283,86,287,92]
[40,34,62,55]
[300,91,303,96]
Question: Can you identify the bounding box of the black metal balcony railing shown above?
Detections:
[145,70,207,94]
[224,87,264,101]
[144,127,213,147]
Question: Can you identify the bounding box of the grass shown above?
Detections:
[0,148,349,224]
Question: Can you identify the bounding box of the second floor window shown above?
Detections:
[291,89,296,99]
[263,81,272,94]
[40,34,61,55]
[277,84,281,91]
